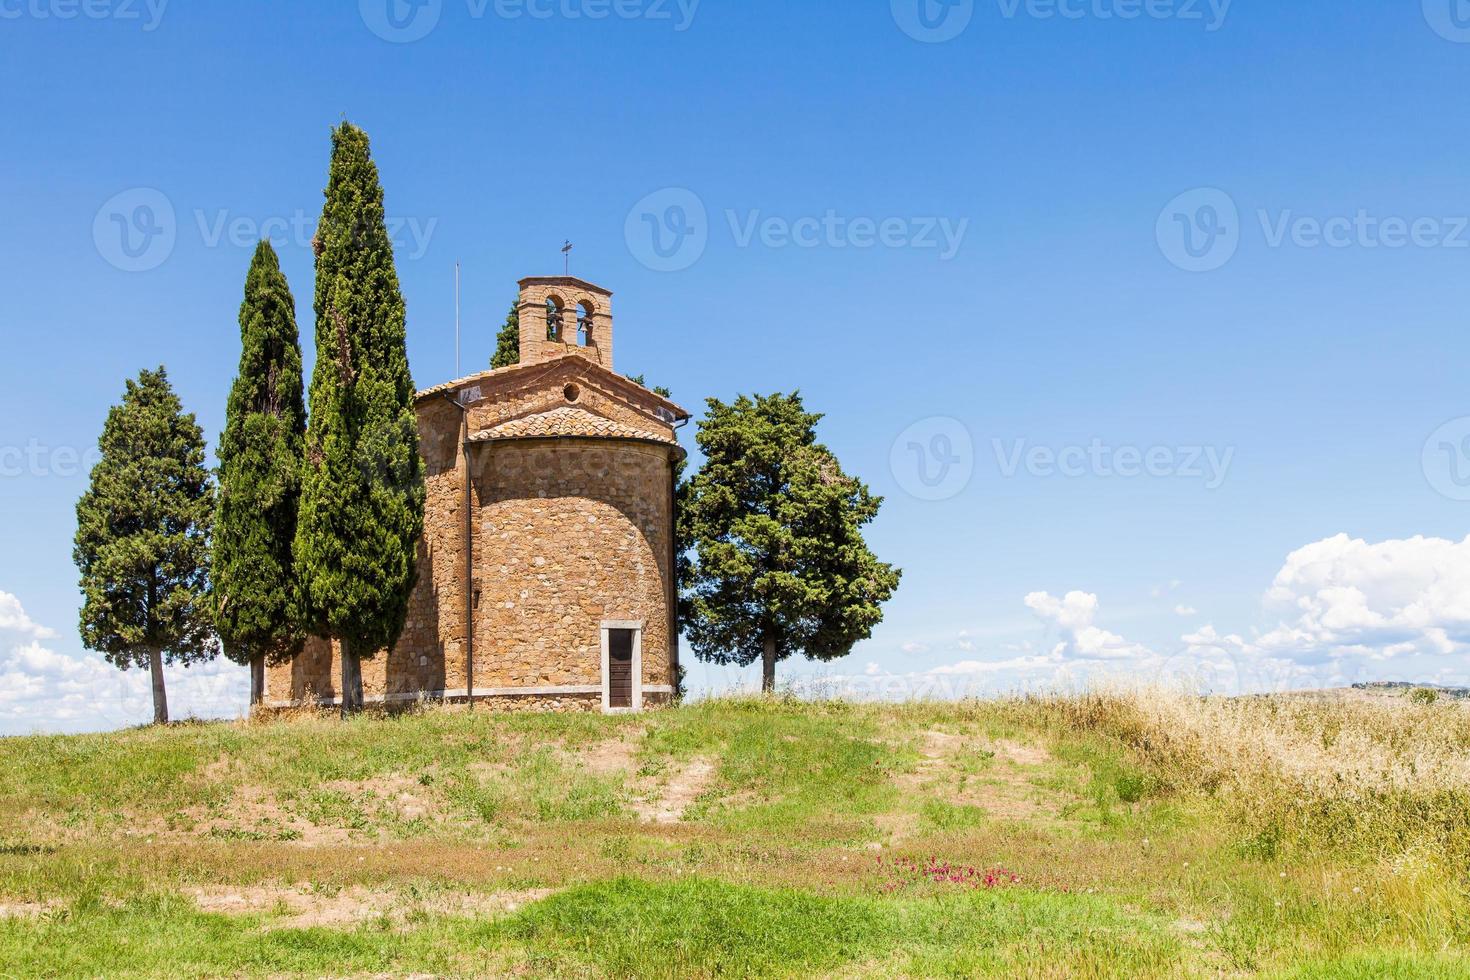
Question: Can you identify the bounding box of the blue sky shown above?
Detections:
[3,0,1470,732]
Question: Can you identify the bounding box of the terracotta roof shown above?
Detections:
[414,352,689,420]
[415,363,530,401]
[469,407,676,445]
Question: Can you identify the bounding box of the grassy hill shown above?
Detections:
[1,690,1468,977]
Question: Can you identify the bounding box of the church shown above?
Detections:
[265,275,689,713]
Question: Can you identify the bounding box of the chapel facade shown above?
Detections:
[264,276,689,713]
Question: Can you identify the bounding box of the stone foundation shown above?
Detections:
[257,687,675,717]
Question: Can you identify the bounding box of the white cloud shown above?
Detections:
[1257,534,1470,661]
[1161,534,1470,693]
[0,592,57,639]
[1024,590,1153,661]
[1174,605,1198,617]
[1173,623,1320,694]
[0,591,247,736]
[900,642,929,655]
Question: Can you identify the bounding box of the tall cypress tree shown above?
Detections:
[679,393,901,692]
[295,122,424,715]
[213,241,306,706]
[75,367,218,724]
[490,301,519,368]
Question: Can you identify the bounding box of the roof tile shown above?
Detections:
[469,406,675,445]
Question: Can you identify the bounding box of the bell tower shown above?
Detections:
[516,276,614,370]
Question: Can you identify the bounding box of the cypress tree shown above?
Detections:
[679,392,901,692]
[74,367,218,724]
[625,374,671,399]
[295,122,425,715]
[213,241,307,706]
[490,301,519,368]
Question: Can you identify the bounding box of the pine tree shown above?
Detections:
[490,301,519,369]
[295,122,425,715]
[213,241,306,706]
[679,393,901,692]
[74,367,218,724]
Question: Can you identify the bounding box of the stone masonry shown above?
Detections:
[265,276,688,713]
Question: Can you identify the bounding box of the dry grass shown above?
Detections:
[1013,687,1470,864]
[1049,687,1470,793]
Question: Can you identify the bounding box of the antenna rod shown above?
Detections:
[454,261,461,377]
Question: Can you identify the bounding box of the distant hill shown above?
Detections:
[1353,681,1470,700]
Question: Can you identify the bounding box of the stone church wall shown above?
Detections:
[472,439,675,693]
[264,409,678,710]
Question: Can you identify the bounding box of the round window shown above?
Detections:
[564,383,581,403]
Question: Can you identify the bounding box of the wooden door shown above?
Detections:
[608,629,634,709]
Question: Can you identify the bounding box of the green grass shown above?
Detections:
[1280,953,1470,979]
[919,798,988,831]
[0,693,1466,977]
[644,697,900,838]
[506,876,1184,978]
[0,892,477,977]
[0,876,1184,978]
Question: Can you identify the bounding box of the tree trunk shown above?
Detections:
[148,646,169,725]
[249,653,265,711]
[340,647,364,717]
[762,636,777,694]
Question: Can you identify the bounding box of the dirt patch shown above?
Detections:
[580,736,639,777]
[964,785,1045,819]
[996,740,1052,767]
[166,785,353,847]
[892,731,956,792]
[0,900,57,918]
[874,810,920,840]
[162,772,457,844]
[187,884,555,928]
[199,756,234,782]
[572,733,716,825]
[322,775,437,822]
[632,759,717,824]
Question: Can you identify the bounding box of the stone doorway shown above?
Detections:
[600,621,643,713]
